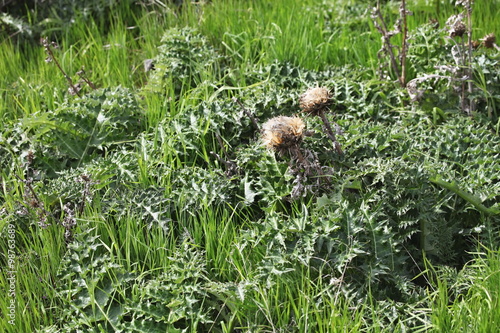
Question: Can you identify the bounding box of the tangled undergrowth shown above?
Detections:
[1,1,500,332]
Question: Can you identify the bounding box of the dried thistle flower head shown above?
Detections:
[446,14,466,38]
[262,116,305,153]
[481,33,496,48]
[450,21,466,38]
[299,87,332,116]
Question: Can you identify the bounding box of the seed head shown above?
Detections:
[446,14,466,38]
[450,22,466,38]
[299,87,332,116]
[481,33,496,49]
[262,116,305,154]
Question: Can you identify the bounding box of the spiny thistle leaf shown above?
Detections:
[20,86,144,171]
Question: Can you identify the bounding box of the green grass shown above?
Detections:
[1,0,500,332]
[426,247,500,332]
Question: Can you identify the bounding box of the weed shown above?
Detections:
[1,1,499,332]
[42,38,83,97]
[372,0,410,87]
[299,86,343,154]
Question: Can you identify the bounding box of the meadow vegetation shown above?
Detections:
[0,0,499,332]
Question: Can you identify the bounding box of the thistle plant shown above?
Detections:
[427,12,472,110]
[15,150,97,241]
[446,0,475,114]
[405,0,500,120]
[371,0,409,87]
[299,87,343,155]
[261,115,329,198]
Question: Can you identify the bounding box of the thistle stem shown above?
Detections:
[42,38,82,97]
[373,2,401,83]
[319,111,343,155]
[400,0,408,87]
[466,1,475,114]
